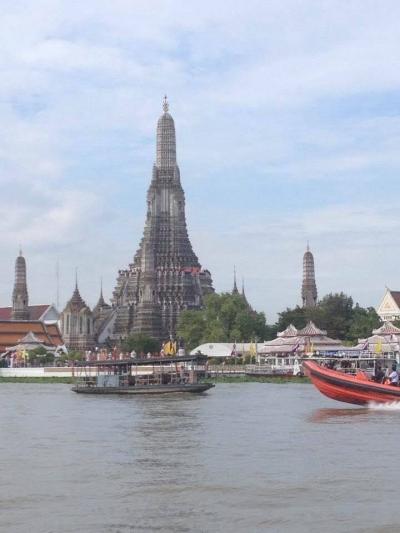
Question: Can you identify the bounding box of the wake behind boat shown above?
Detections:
[303,360,400,406]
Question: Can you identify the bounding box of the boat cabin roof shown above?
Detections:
[74,354,208,367]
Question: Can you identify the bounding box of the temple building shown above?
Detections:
[60,280,94,351]
[354,321,400,356]
[302,244,318,308]
[0,322,63,354]
[0,251,63,354]
[111,97,213,340]
[376,288,400,322]
[259,321,345,358]
[231,267,252,310]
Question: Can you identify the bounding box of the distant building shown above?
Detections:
[231,267,252,310]
[302,244,318,308]
[11,250,29,320]
[60,281,94,351]
[259,321,344,357]
[0,251,60,324]
[190,342,256,358]
[0,304,59,324]
[354,321,400,356]
[0,320,63,354]
[376,288,400,322]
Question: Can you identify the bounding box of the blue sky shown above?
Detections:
[1,0,400,322]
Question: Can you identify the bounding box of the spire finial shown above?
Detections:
[19,245,22,257]
[100,276,103,297]
[75,267,78,290]
[163,95,169,113]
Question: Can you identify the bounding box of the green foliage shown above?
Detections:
[178,291,382,350]
[66,350,84,361]
[28,347,55,366]
[177,292,269,350]
[277,293,380,342]
[275,306,307,332]
[56,350,84,365]
[347,305,380,340]
[121,333,159,355]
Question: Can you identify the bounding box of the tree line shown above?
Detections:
[176,291,381,351]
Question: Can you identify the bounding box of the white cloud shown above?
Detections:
[1,0,400,319]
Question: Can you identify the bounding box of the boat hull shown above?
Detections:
[303,360,400,406]
[71,383,214,395]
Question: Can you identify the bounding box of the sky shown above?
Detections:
[1,0,400,322]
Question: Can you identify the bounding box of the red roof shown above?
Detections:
[0,305,51,321]
[0,320,63,353]
[389,291,400,308]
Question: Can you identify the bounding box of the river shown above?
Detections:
[0,382,398,533]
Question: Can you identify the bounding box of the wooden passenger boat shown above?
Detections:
[71,354,214,395]
[303,360,400,406]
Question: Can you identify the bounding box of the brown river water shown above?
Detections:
[0,382,399,533]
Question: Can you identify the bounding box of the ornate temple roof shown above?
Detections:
[0,304,55,321]
[93,286,111,318]
[63,283,90,313]
[277,324,298,338]
[372,321,400,335]
[297,321,327,336]
[0,320,63,353]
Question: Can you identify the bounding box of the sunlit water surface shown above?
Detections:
[0,383,399,533]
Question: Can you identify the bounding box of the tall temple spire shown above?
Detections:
[302,244,318,308]
[12,250,29,320]
[232,266,239,294]
[111,98,214,340]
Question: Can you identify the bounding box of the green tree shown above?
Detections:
[276,306,307,332]
[176,310,206,349]
[316,292,354,339]
[28,347,55,366]
[347,305,380,341]
[274,293,379,343]
[177,292,269,350]
[121,333,159,355]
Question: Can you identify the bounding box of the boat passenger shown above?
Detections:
[373,364,385,383]
[388,364,399,386]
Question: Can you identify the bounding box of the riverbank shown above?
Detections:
[205,375,310,384]
[0,376,73,383]
[0,375,310,384]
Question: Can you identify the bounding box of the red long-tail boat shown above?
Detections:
[303,360,400,406]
